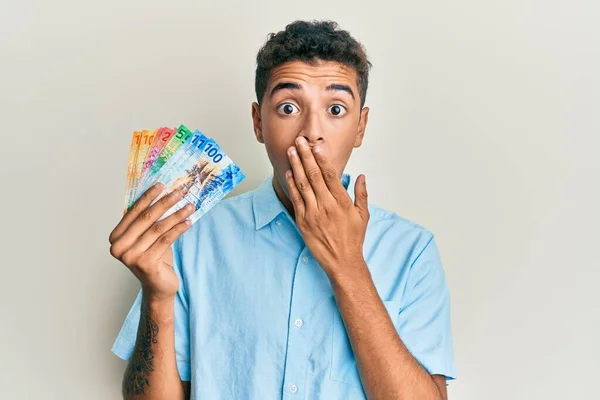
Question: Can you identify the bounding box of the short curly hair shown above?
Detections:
[255,20,372,108]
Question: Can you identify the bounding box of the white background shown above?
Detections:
[1,1,598,399]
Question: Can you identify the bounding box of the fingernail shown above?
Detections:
[288,147,297,156]
[312,146,321,153]
[185,203,194,211]
[154,182,164,190]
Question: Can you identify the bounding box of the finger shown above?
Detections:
[109,182,164,244]
[144,218,192,262]
[312,146,347,200]
[288,145,317,208]
[109,187,186,259]
[294,137,332,202]
[285,169,306,218]
[131,202,196,254]
[354,174,369,218]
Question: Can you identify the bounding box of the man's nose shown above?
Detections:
[297,112,324,145]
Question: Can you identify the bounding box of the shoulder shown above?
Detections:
[366,204,449,307]
[179,187,257,245]
[368,203,434,240]
[203,189,255,222]
[366,203,437,265]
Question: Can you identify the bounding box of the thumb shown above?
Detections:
[354,174,369,218]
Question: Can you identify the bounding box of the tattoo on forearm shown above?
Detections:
[123,300,159,396]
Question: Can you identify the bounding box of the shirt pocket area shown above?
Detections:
[330,299,402,388]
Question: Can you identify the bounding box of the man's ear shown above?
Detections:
[252,102,264,144]
[353,106,370,148]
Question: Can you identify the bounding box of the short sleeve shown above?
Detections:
[398,234,457,381]
[111,239,191,381]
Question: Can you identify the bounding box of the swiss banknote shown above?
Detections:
[124,125,245,224]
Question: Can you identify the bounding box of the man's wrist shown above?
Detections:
[142,292,176,324]
[327,257,371,289]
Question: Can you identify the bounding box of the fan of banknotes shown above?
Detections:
[123,125,245,225]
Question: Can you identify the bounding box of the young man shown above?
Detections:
[109,20,456,400]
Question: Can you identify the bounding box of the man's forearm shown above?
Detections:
[329,262,443,400]
[122,293,186,400]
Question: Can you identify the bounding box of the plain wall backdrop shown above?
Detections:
[1,1,598,399]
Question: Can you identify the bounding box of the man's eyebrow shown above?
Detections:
[270,82,301,98]
[269,82,355,100]
[325,84,355,100]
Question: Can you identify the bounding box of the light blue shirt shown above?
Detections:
[112,173,457,399]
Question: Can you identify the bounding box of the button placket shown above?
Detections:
[282,249,313,399]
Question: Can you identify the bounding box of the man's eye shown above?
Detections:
[278,103,299,115]
[328,104,347,116]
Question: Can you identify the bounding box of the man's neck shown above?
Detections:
[271,173,296,221]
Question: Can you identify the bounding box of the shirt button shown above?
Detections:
[275,220,281,226]
[294,318,303,327]
[301,256,308,264]
[289,384,297,393]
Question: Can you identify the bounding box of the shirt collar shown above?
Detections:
[252,172,355,230]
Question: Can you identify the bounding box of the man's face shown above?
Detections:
[252,60,369,197]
